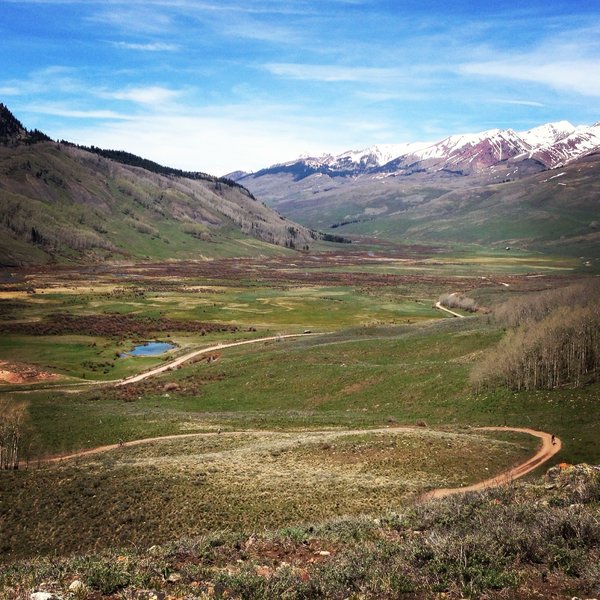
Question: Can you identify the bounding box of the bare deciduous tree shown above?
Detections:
[472,281,600,391]
[0,400,27,470]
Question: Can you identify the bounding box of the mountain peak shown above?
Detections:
[0,103,27,143]
[519,121,575,148]
[0,104,52,146]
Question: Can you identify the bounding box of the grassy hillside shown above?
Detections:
[0,142,321,265]
[243,153,600,262]
[1,255,598,597]
[2,470,598,599]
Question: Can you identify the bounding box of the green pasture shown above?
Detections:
[14,318,599,467]
[0,278,447,381]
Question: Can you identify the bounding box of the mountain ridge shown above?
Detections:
[0,105,339,265]
[231,119,600,183]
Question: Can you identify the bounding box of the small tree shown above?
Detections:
[0,400,27,470]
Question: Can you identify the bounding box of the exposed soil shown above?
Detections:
[0,360,60,384]
[423,426,562,499]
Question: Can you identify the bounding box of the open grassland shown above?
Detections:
[0,252,585,383]
[0,428,537,560]
[8,317,598,469]
[0,255,599,600]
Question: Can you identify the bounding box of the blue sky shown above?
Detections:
[2,0,599,175]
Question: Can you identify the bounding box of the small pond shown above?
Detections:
[122,341,176,357]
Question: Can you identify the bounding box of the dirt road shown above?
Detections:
[434,300,465,318]
[115,332,319,386]
[422,426,562,500]
[42,426,561,499]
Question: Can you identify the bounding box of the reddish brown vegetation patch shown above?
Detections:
[107,370,225,401]
[0,313,238,337]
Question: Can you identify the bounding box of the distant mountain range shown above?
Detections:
[232,120,600,183]
[229,120,600,258]
[2,102,598,265]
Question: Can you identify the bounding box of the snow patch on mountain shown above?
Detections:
[240,119,600,183]
[518,121,575,147]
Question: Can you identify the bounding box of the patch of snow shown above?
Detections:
[519,121,575,147]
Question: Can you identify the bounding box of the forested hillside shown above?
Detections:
[0,106,323,265]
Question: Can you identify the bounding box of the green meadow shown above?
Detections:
[0,251,598,590]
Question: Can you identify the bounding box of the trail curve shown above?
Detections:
[434,301,465,318]
[40,427,561,501]
[422,426,561,500]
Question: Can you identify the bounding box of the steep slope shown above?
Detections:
[528,123,600,168]
[0,108,320,266]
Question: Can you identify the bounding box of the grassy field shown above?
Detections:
[13,318,598,467]
[3,468,598,599]
[0,252,598,599]
[0,428,539,560]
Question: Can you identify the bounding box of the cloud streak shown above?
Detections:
[461,58,600,97]
[264,63,409,83]
[104,86,186,106]
[112,41,179,52]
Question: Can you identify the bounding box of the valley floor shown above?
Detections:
[0,250,598,598]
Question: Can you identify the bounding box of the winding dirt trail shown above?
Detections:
[422,427,562,500]
[434,300,466,318]
[41,426,561,500]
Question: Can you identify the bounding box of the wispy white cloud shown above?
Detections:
[24,103,133,120]
[112,41,179,52]
[461,58,600,97]
[0,86,23,96]
[459,25,600,98]
[88,8,173,34]
[264,63,407,83]
[493,99,546,108]
[102,86,185,106]
[0,66,84,96]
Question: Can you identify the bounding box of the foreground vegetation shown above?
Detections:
[2,464,598,599]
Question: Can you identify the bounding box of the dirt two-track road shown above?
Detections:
[423,427,562,499]
[22,329,563,500]
[43,426,562,501]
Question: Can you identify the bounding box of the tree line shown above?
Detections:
[61,142,256,198]
[471,280,600,391]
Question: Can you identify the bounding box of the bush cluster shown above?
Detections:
[0,313,238,337]
[1,471,598,598]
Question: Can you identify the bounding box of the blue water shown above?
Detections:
[124,341,176,357]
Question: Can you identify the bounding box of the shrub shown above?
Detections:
[438,293,478,313]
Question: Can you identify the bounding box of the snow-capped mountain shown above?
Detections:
[326,142,432,170]
[234,120,600,184]
[527,123,600,167]
[519,120,575,147]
